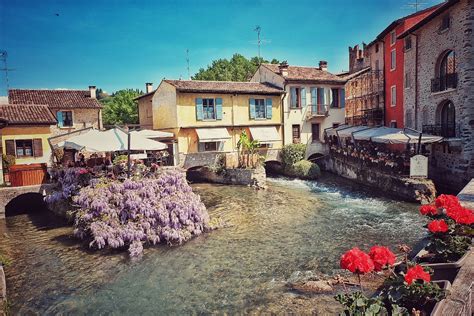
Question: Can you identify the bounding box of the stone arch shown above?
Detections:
[435,49,456,78]
[264,160,283,175]
[307,153,325,162]
[435,100,456,138]
[5,192,46,217]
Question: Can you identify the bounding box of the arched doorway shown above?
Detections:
[436,50,456,91]
[439,101,456,138]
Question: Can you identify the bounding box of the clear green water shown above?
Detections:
[0,175,426,314]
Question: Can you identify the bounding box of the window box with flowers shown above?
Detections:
[415,195,473,282]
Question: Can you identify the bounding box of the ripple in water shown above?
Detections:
[0,174,426,314]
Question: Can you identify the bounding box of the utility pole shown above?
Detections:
[186,49,190,79]
[405,0,426,12]
[0,50,15,93]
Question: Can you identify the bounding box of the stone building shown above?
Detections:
[400,0,474,192]
[8,86,103,136]
[343,41,385,126]
[251,62,346,159]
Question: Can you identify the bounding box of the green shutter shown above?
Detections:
[249,98,256,119]
[339,89,345,108]
[301,88,306,107]
[56,111,64,127]
[195,98,203,120]
[265,98,273,119]
[215,98,223,120]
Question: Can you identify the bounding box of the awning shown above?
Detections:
[195,128,231,143]
[337,126,371,139]
[352,127,399,141]
[131,129,174,139]
[249,126,280,143]
[372,131,443,144]
[325,124,350,137]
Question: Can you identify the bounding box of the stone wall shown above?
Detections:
[50,108,102,136]
[322,156,436,203]
[0,184,55,219]
[189,166,267,189]
[403,0,474,192]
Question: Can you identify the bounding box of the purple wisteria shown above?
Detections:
[72,170,210,257]
[44,167,91,205]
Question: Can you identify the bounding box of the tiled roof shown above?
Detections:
[262,64,346,84]
[8,89,102,109]
[163,80,285,95]
[0,104,57,125]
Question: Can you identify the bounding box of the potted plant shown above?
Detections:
[2,154,15,184]
[416,195,473,281]
[335,246,448,315]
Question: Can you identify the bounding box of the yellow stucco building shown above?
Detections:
[135,80,285,166]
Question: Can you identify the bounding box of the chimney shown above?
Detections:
[319,60,328,71]
[145,82,153,93]
[89,85,97,99]
[278,61,289,77]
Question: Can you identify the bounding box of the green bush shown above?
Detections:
[286,160,320,180]
[113,155,128,165]
[281,144,306,168]
[2,154,15,171]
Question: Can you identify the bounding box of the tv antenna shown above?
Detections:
[186,49,190,79]
[0,50,15,91]
[252,26,271,63]
[403,0,427,12]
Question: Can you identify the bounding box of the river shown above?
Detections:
[0,175,426,314]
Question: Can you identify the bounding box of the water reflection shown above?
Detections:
[1,175,426,314]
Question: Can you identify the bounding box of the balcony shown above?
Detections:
[422,124,458,138]
[306,104,329,119]
[431,73,458,93]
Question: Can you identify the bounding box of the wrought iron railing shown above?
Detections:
[422,124,458,138]
[307,104,329,118]
[431,73,458,92]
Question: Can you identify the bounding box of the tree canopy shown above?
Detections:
[192,54,280,81]
[100,89,142,126]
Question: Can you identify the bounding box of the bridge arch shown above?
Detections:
[5,192,46,217]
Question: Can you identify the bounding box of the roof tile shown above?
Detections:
[0,104,57,125]
[163,80,285,95]
[8,89,102,109]
[262,64,346,84]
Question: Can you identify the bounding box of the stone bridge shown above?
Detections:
[181,149,282,170]
[0,183,55,219]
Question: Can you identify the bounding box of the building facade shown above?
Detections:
[8,86,103,136]
[400,0,474,192]
[136,80,285,167]
[251,62,346,158]
[344,41,385,126]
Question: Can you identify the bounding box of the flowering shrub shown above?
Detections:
[419,204,438,216]
[72,170,210,257]
[435,194,460,210]
[404,265,430,285]
[44,167,92,205]
[368,246,396,272]
[427,219,449,234]
[340,247,374,274]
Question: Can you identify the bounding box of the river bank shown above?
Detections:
[0,175,425,314]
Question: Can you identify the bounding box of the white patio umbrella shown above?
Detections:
[352,127,399,141]
[372,130,443,144]
[130,129,173,139]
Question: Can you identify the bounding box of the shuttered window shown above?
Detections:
[15,140,33,157]
[255,99,265,119]
[57,111,73,127]
[4,139,43,158]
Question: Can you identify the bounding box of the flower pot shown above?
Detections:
[430,280,451,316]
[415,248,471,282]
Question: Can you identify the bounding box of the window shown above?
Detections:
[375,43,379,53]
[331,88,340,108]
[255,99,266,119]
[198,141,220,152]
[57,110,73,127]
[440,101,456,137]
[292,125,300,144]
[440,15,450,31]
[15,140,33,157]
[405,73,411,89]
[203,98,215,120]
[312,123,320,142]
[390,50,396,70]
[404,36,412,51]
[390,31,396,45]
[290,87,301,108]
[390,121,397,128]
[391,86,396,106]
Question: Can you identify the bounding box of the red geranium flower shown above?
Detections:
[419,204,438,216]
[78,168,89,175]
[447,206,474,225]
[435,194,460,210]
[340,247,374,274]
[368,246,396,271]
[427,219,449,233]
[405,265,431,285]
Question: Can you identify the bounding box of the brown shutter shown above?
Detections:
[33,139,43,157]
[5,140,15,156]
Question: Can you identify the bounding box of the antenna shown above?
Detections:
[186,49,190,79]
[0,50,15,92]
[254,26,261,60]
[404,0,427,12]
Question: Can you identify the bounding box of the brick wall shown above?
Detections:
[50,108,102,136]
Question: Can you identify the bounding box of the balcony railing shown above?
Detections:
[306,104,329,119]
[431,73,458,92]
[422,124,458,138]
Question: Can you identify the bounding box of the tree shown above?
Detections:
[95,88,109,100]
[100,89,142,126]
[192,54,280,82]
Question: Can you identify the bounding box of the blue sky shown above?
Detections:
[0,0,441,95]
